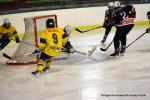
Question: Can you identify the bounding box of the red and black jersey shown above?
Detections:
[113,5,136,27]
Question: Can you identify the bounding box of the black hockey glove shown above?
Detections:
[103,22,107,28]
[146,28,150,33]
[34,49,40,53]
[15,37,21,43]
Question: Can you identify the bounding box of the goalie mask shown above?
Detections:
[46,18,55,28]
[64,25,71,36]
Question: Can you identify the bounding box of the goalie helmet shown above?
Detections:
[3,18,11,29]
[114,1,121,8]
[147,11,150,19]
[4,18,10,24]
[46,18,55,28]
[64,25,71,36]
[108,2,114,9]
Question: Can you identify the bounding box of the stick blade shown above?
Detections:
[100,48,106,51]
[3,53,12,60]
[88,47,97,57]
[75,28,83,33]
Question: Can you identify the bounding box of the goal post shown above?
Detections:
[6,14,58,65]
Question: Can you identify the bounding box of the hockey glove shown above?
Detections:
[15,37,21,43]
[146,27,150,33]
[34,49,40,53]
[103,22,106,28]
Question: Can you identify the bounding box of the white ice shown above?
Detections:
[0,25,150,100]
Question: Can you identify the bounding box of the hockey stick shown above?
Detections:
[75,50,87,56]
[100,40,114,51]
[3,49,87,60]
[3,51,41,60]
[3,39,39,59]
[87,46,97,56]
[75,26,103,33]
[87,40,113,56]
[125,32,147,49]
[11,39,36,47]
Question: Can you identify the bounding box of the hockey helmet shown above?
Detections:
[4,18,10,24]
[114,1,121,8]
[46,18,55,28]
[64,25,71,36]
[108,2,114,9]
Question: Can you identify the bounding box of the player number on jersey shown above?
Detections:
[52,33,58,44]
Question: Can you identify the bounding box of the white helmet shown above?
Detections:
[114,1,121,7]
[64,25,71,36]
[4,18,10,24]
[108,2,114,9]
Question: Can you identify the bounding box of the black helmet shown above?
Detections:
[46,18,55,28]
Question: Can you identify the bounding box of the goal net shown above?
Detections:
[6,14,58,65]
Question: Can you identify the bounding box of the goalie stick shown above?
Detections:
[75,26,103,33]
[4,39,88,60]
[3,49,88,60]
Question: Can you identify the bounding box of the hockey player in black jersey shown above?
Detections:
[101,2,114,43]
[146,11,150,33]
[110,2,136,57]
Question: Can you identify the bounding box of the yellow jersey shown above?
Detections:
[0,25,18,40]
[39,28,68,57]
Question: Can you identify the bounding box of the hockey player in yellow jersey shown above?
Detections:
[32,18,75,77]
[0,18,20,51]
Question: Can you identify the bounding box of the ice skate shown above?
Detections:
[32,70,41,77]
[110,49,120,58]
[120,45,126,56]
[42,67,50,74]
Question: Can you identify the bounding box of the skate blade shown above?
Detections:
[110,55,120,59]
[120,53,124,56]
[31,73,41,78]
[42,70,50,74]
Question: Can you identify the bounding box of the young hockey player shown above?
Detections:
[110,2,136,57]
[32,18,75,77]
[146,11,150,33]
[101,2,115,43]
[0,18,20,51]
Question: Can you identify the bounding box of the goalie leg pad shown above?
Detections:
[0,39,11,50]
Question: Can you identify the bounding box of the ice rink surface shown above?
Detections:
[0,25,150,100]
